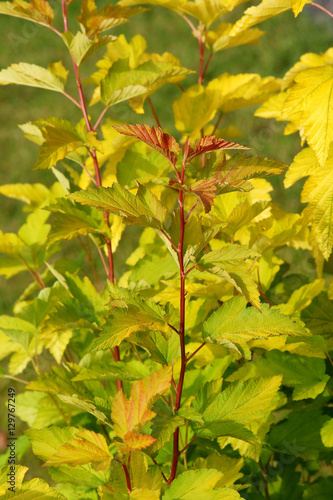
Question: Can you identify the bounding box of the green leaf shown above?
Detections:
[130,450,163,492]
[197,246,261,309]
[45,429,112,470]
[26,426,79,462]
[192,454,244,489]
[203,296,309,358]
[0,63,64,92]
[0,315,35,349]
[62,32,116,67]
[177,406,205,426]
[149,400,184,453]
[0,1,53,28]
[203,376,282,430]
[301,293,333,337]
[70,182,167,230]
[45,197,108,247]
[93,285,171,351]
[31,118,88,170]
[228,350,330,400]
[162,469,240,500]
[269,409,330,459]
[321,418,333,447]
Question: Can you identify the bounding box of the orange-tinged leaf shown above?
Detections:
[123,432,156,450]
[45,429,112,470]
[0,0,54,27]
[111,366,172,439]
[113,124,180,166]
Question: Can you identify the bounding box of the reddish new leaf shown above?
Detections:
[113,124,180,166]
[187,136,249,161]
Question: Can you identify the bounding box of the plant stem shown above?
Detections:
[48,393,70,425]
[259,458,270,499]
[122,462,132,493]
[93,106,109,131]
[168,160,188,485]
[311,2,333,18]
[61,0,121,388]
[179,434,198,454]
[4,375,28,385]
[147,96,162,128]
[187,342,206,362]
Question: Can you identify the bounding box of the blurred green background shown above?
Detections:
[0,0,332,487]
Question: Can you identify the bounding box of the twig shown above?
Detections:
[150,456,168,483]
[147,97,162,128]
[259,458,270,500]
[179,435,198,454]
[311,2,333,18]
[93,106,109,131]
[187,342,206,362]
[184,200,199,224]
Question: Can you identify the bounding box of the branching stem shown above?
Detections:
[311,2,333,18]
[61,0,121,387]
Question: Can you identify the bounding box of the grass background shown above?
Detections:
[0,0,332,486]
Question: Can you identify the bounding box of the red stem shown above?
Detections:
[168,161,188,485]
[61,0,121,385]
[122,463,132,493]
[147,96,162,128]
[311,2,333,18]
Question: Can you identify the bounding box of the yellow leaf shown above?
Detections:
[301,167,333,259]
[173,84,219,136]
[111,366,172,439]
[281,66,333,166]
[208,73,280,113]
[254,92,287,119]
[230,0,292,36]
[207,23,264,52]
[291,0,311,17]
[45,429,112,470]
[284,146,325,189]
[273,279,325,316]
[179,0,229,27]
[282,47,333,90]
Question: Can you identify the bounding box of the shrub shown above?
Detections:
[0,1,332,498]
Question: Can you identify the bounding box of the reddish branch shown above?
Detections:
[61,0,121,389]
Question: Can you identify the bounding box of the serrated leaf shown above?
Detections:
[0,63,64,92]
[284,146,324,189]
[45,197,107,247]
[203,376,282,429]
[111,366,172,444]
[177,406,204,425]
[291,0,310,17]
[45,430,112,470]
[173,83,219,135]
[187,136,249,161]
[301,293,333,337]
[1,476,68,499]
[203,296,310,358]
[26,426,79,462]
[100,59,185,108]
[207,23,264,53]
[78,0,146,37]
[114,123,180,166]
[149,400,184,453]
[281,66,333,166]
[228,350,329,400]
[300,166,333,259]
[130,450,163,492]
[31,118,86,170]
[197,246,261,309]
[93,284,172,351]
[230,0,292,36]
[193,454,244,488]
[62,31,116,66]
[162,469,223,500]
[0,0,53,28]
[70,182,167,229]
